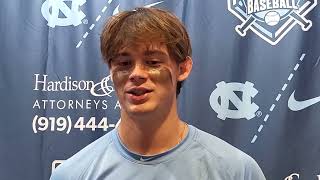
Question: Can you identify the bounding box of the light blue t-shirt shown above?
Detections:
[50,125,266,180]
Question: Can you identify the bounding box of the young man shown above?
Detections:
[50,8,266,180]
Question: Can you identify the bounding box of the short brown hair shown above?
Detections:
[100,7,192,95]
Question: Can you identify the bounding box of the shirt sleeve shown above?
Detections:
[244,155,266,180]
[50,169,66,180]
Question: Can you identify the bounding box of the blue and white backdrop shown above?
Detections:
[0,0,319,179]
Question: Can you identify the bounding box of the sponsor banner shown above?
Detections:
[32,74,120,134]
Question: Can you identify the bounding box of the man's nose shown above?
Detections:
[129,63,148,83]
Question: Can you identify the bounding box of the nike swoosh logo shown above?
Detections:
[288,90,320,111]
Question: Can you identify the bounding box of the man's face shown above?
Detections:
[110,43,181,116]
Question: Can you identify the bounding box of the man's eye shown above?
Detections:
[119,61,130,66]
[146,60,161,66]
[116,60,131,67]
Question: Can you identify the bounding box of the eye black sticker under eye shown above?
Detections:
[148,67,173,84]
[111,66,173,87]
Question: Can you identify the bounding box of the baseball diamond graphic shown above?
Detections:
[228,0,317,45]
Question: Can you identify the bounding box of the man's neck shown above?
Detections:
[117,107,188,156]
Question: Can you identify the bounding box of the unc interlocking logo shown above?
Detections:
[228,0,317,45]
[41,0,86,28]
[209,81,259,120]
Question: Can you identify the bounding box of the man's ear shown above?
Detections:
[177,56,193,81]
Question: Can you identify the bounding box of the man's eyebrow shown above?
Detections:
[144,50,168,57]
[112,52,130,59]
[112,51,168,60]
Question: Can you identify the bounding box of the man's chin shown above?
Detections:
[125,104,156,116]
[128,108,154,115]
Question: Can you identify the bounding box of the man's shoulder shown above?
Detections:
[193,127,248,161]
[50,131,115,180]
[191,126,266,179]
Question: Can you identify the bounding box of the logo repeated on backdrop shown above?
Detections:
[209,81,259,120]
[33,74,115,97]
[227,0,317,45]
[288,55,320,111]
[288,90,320,111]
[284,173,320,180]
[41,0,87,28]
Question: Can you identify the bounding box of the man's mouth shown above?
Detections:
[126,87,153,96]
